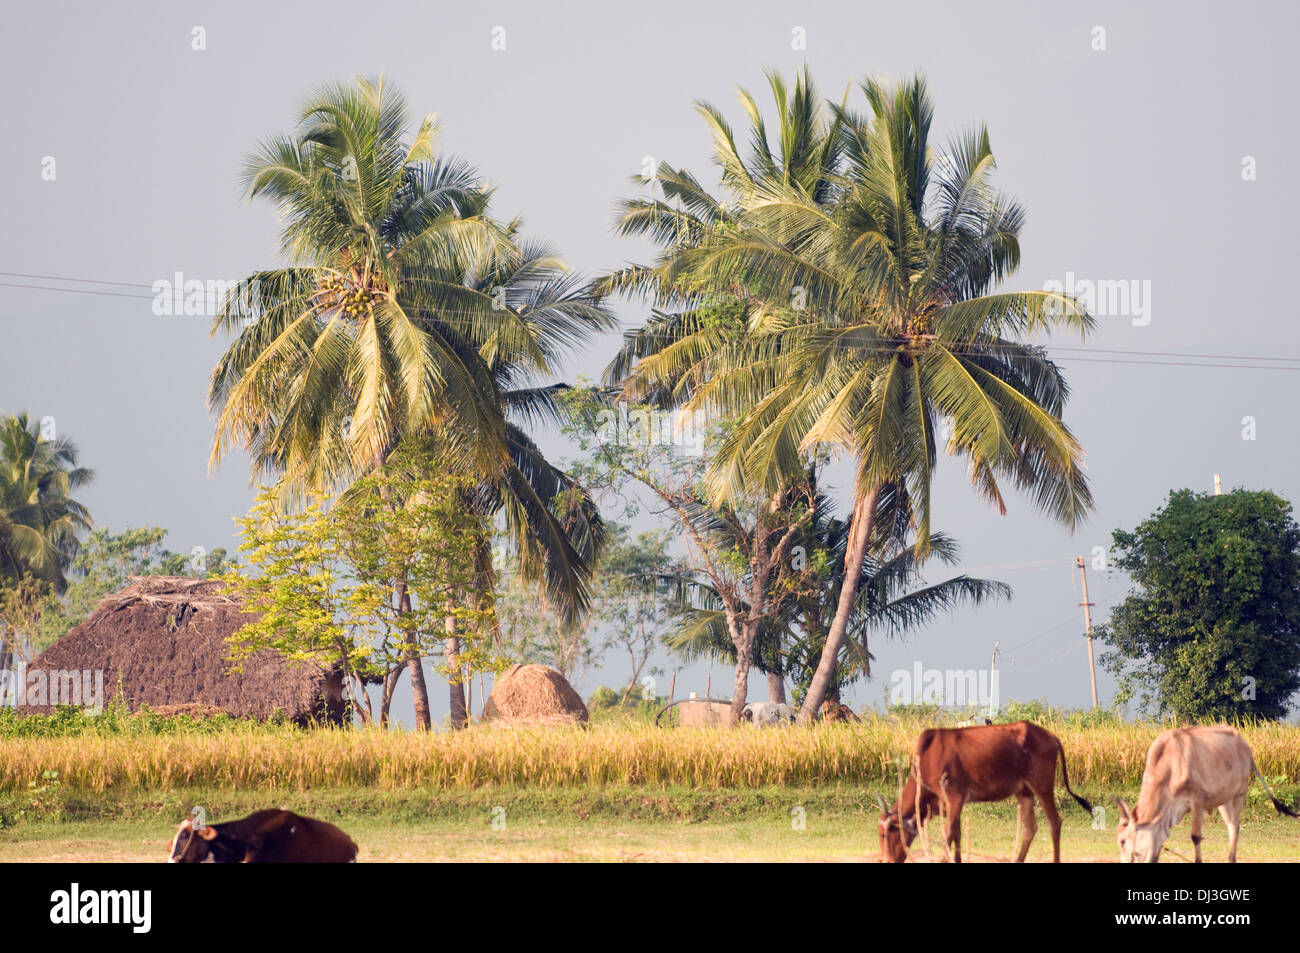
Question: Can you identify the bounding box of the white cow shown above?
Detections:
[741,702,795,725]
[1116,724,1297,863]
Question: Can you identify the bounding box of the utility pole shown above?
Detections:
[988,641,1000,719]
[1076,557,1098,709]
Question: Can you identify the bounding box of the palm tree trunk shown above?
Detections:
[397,580,432,730]
[728,619,757,725]
[405,651,432,729]
[767,670,787,705]
[446,612,468,729]
[796,483,881,724]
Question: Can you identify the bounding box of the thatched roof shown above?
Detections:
[18,576,344,724]
[480,663,588,726]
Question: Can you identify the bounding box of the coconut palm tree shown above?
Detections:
[208,77,614,727]
[599,66,844,398]
[0,412,93,589]
[0,413,93,684]
[600,71,1094,722]
[210,76,510,488]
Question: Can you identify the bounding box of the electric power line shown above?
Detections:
[4,270,1300,372]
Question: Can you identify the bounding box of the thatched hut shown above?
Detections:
[480,663,588,726]
[17,576,344,724]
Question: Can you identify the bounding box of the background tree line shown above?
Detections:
[6,70,1299,726]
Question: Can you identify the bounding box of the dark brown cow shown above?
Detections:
[820,700,861,723]
[168,809,358,863]
[878,721,1092,863]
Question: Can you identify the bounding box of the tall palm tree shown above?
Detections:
[0,412,93,589]
[208,77,614,727]
[599,66,843,392]
[601,71,1093,722]
[209,76,512,489]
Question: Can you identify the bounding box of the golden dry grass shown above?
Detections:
[1,715,1298,794]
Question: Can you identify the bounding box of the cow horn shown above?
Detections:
[1112,797,1132,821]
[875,794,889,814]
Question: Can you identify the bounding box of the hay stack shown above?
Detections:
[480,663,588,726]
[18,576,344,725]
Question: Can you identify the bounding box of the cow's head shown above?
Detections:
[1115,799,1163,863]
[876,795,917,863]
[167,818,218,863]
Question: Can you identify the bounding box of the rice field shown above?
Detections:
[2,715,1299,861]
[1,715,1298,794]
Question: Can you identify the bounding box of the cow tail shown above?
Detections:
[1252,758,1299,818]
[1056,742,1093,814]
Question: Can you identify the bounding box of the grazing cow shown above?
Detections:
[1115,724,1297,863]
[820,700,861,723]
[878,721,1092,863]
[741,702,794,725]
[168,809,359,863]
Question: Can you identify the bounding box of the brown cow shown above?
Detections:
[820,700,861,723]
[1116,724,1298,863]
[168,809,358,863]
[878,721,1092,863]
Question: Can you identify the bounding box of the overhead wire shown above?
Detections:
[4,270,1300,370]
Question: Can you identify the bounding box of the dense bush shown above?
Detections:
[0,699,287,738]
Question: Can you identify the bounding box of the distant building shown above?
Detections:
[15,575,344,724]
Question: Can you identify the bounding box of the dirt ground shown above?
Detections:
[3,808,1294,862]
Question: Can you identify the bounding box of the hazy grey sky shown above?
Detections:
[2,0,1298,723]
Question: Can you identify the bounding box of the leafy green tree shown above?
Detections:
[0,574,54,675]
[495,523,675,699]
[494,545,598,687]
[222,491,365,712]
[599,70,1093,722]
[337,439,500,728]
[157,546,227,578]
[591,524,675,704]
[563,388,813,723]
[667,481,1009,707]
[224,440,501,728]
[1097,488,1300,721]
[586,681,664,722]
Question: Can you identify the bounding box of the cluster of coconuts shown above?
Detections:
[316,273,374,318]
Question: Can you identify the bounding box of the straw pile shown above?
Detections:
[480,663,589,726]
